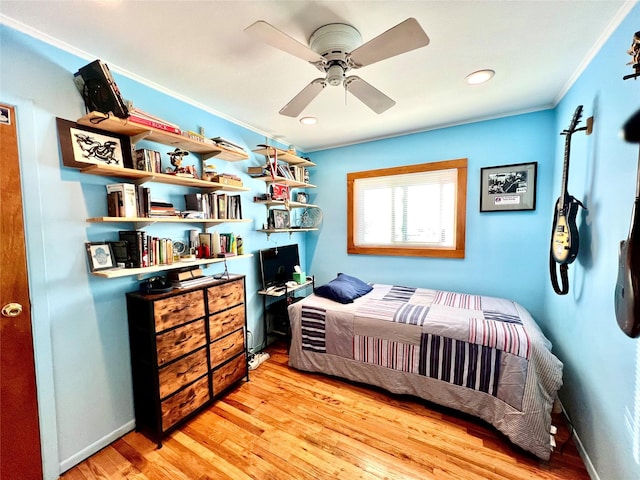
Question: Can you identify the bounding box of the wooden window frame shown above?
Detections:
[347,158,467,258]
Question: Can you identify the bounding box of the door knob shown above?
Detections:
[2,303,23,317]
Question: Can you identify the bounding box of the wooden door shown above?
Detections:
[0,104,43,479]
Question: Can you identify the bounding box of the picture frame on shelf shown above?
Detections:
[480,162,537,212]
[271,209,290,229]
[56,117,133,169]
[271,183,290,201]
[85,242,117,272]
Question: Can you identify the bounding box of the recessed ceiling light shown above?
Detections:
[300,116,318,125]
[465,69,495,85]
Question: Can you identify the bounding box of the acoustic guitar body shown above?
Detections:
[615,199,640,338]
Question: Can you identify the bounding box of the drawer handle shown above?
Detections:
[222,344,235,352]
[177,364,197,376]
[174,333,192,346]
[179,392,196,408]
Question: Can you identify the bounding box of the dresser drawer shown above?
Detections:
[156,320,206,366]
[154,290,205,332]
[212,353,247,395]
[209,329,245,369]
[161,375,210,432]
[208,280,244,314]
[158,348,208,399]
[208,304,245,340]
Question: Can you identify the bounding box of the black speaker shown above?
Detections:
[74,59,129,119]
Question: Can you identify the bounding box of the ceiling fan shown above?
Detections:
[244,18,430,117]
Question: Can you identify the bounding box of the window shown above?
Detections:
[347,158,467,258]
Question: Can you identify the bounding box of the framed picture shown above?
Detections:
[271,183,290,201]
[271,209,290,229]
[85,242,116,272]
[56,117,133,169]
[480,162,537,212]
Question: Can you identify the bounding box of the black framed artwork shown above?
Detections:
[480,162,537,212]
[56,117,133,169]
[85,242,116,272]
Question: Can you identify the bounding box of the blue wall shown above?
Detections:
[306,110,556,321]
[0,25,309,479]
[541,5,640,479]
[2,4,639,479]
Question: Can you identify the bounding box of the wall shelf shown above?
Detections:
[87,216,251,229]
[77,111,249,161]
[80,164,249,192]
[91,254,254,279]
[253,200,318,209]
[257,228,318,239]
[252,175,315,189]
[252,146,315,167]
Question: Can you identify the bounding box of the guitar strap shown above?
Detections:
[549,250,570,295]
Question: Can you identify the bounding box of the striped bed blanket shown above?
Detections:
[288,284,563,460]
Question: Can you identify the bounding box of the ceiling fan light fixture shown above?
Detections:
[465,69,495,85]
[300,116,318,125]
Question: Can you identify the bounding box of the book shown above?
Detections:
[118,230,143,268]
[198,232,213,258]
[184,193,203,212]
[128,115,181,135]
[108,240,131,268]
[127,109,181,135]
[211,137,246,154]
[170,275,215,289]
[106,183,137,217]
[134,148,161,172]
[168,268,204,282]
[107,191,122,217]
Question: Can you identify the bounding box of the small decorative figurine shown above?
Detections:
[166,148,198,177]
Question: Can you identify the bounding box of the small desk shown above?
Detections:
[257,277,314,348]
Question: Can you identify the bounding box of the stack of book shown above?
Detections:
[184,193,242,220]
[134,148,162,173]
[167,268,215,289]
[118,231,175,268]
[106,183,151,218]
[247,165,269,177]
[211,173,243,187]
[127,108,182,135]
[149,200,178,218]
[211,137,246,155]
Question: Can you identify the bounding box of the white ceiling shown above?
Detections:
[0,1,634,152]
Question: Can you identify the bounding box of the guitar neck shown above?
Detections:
[559,133,572,209]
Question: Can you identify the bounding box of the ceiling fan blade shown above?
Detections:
[348,18,429,68]
[279,79,326,117]
[245,20,324,64]
[344,76,395,114]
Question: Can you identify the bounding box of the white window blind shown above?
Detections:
[353,168,457,248]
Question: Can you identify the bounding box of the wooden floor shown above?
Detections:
[61,342,589,480]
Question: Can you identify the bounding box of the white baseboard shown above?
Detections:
[58,420,135,474]
[559,402,599,480]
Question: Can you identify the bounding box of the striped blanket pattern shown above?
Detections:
[308,286,532,409]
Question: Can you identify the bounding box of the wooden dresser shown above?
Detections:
[126,275,248,446]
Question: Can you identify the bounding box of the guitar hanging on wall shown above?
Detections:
[613,34,640,338]
[550,105,587,295]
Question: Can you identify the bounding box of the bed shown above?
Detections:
[287,278,563,460]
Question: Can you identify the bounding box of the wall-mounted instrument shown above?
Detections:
[623,30,640,81]
[550,105,588,295]
[615,108,640,338]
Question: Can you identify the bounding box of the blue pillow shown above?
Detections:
[314,274,372,304]
[336,273,373,296]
